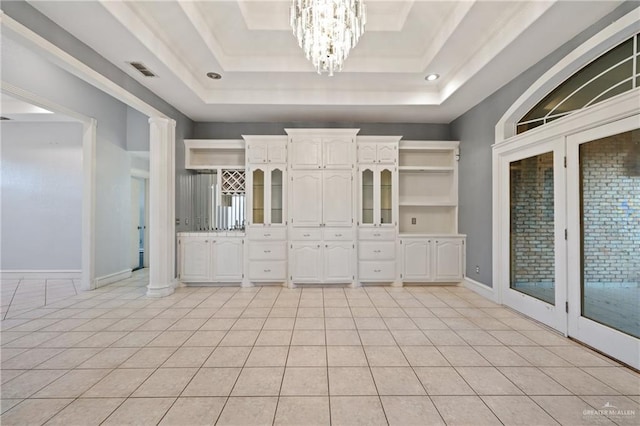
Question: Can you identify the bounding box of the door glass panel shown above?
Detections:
[380,169,392,224]
[271,168,283,224]
[362,169,374,224]
[510,152,555,304]
[252,169,264,224]
[580,130,639,338]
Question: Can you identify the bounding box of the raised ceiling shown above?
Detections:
[27,0,624,123]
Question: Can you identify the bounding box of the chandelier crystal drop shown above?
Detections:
[290,0,367,76]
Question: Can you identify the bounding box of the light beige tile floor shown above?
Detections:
[1,270,638,425]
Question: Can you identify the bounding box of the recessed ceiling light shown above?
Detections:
[207,72,222,80]
[425,74,439,81]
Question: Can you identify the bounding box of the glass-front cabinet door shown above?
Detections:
[270,168,284,224]
[248,166,286,226]
[252,168,265,225]
[359,165,396,227]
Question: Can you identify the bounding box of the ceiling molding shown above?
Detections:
[440,0,556,103]
[99,0,207,102]
[418,0,475,72]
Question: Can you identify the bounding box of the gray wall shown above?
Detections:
[194,122,451,140]
[450,2,638,287]
[1,1,195,236]
[1,122,83,270]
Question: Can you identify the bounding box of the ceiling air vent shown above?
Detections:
[129,62,156,77]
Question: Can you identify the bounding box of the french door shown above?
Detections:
[501,138,567,333]
[499,115,639,369]
[566,115,639,369]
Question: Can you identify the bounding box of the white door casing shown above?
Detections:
[566,114,640,369]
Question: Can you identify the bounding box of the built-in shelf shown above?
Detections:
[398,141,459,235]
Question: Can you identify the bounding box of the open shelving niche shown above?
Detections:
[398,140,459,235]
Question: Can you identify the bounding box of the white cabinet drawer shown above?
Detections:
[359,261,396,281]
[247,226,287,240]
[249,242,286,260]
[358,228,396,240]
[358,241,395,260]
[323,228,354,241]
[291,228,322,240]
[249,261,286,281]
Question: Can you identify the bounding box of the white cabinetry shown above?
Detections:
[358,140,397,164]
[401,236,465,282]
[398,141,465,284]
[290,239,353,283]
[178,234,244,283]
[245,136,287,164]
[287,129,357,286]
[357,137,400,284]
[289,131,354,169]
[178,235,211,282]
[245,137,288,285]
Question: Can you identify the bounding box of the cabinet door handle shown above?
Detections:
[264,269,271,272]
[264,233,271,237]
[373,233,381,237]
[325,245,328,248]
[264,250,271,253]
[374,269,381,273]
[335,234,342,237]
[303,234,311,237]
[204,240,208,243]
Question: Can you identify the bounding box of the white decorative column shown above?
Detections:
[147,117,176,297]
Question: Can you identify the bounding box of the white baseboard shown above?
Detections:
[95,269,132,288]
[463,277,499,303]
[0,270,82,280]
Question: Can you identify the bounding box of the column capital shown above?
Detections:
[148,116,176,129]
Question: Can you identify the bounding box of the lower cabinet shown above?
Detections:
[178,235,243,282]
[290,241,353,284]
[358,231,397,283]
[401,236,465,282]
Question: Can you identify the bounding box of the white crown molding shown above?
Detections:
[418,0,475,72]
[99,0,207,104]
[440,0,555,103]
[202,87,440,105]
[0,12,166,119]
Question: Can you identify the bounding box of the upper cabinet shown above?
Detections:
[358,139,398,164]
[244,136,287,164]
[357,137,400,227]
[287,129,358,169]
[244,136,287,227]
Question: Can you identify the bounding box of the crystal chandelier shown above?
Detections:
[290,0,367,76]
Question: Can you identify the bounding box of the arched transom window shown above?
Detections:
[517,33,639,134]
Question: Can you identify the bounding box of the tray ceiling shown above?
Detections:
[26,0,624,123]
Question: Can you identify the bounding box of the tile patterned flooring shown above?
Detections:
[1,270,638,425]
